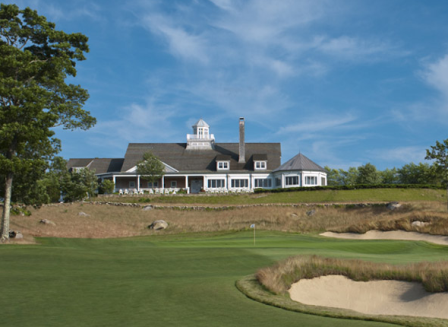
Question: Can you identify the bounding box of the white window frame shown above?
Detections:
[147,181,158,188]
[254,161,267,170]
[285,176,299,186]
[208,179,225,188]
[217,161,230,170]
[305,176,317,185]
[254,178,272,188]
[129,181,136,188]
[231,179,249,188]
[170,181,177,188]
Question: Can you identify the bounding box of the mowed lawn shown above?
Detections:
[2,231,448,327]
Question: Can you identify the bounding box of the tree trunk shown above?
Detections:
[1,173,13,242]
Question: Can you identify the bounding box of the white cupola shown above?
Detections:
[186,118,215,150]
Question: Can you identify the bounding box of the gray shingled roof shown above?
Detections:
[67,158,124,174]
[273,153,325,172]
[121,143,281,173]
[192,119,209,128]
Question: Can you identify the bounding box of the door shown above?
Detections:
[191,180,203,193]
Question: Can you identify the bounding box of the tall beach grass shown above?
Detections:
[256,255,448,294]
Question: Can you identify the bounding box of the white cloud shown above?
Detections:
[423,54,448,98]
[368,146,427,165]
[141,14,209,63]
[91,98,177,144]
[278,114,357,134]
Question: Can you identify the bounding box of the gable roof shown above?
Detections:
[121,143,281,173]
[273,153,325,172]
[67,158,124,174]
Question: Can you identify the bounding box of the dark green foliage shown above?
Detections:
[98,179,115,194]
[356,163,382,185]
[253,184,445,194]
[398,162,437,185]
[136,152,165,188]
[61,168,98,202]
[0,4,95,240]
[426,139,448,186]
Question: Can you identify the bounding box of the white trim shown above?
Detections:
[126,160,179,173]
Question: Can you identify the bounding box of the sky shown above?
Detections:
[6,0,448,170]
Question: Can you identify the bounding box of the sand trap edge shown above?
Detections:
[320,230,448,246]
[235,274,448,327]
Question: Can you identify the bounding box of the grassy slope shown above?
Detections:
[104,188,446,205]
[2,231,448,327]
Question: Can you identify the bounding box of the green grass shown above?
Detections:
[2,231,448,326]
[102,188,446,205]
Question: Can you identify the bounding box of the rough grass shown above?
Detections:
[7,201,448,242]
[330,205,448,236]
[256,255,448,294]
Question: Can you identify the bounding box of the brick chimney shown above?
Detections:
[238,117,246,163]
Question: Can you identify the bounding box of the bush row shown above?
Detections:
[254,184,445,194]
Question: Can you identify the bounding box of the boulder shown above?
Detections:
[306,210,316,217]
[78,211,90,217]
[9,230,23,239]
[411,221,430,227]
[148,220,168,230]
[143,205,153,211]
[386,202,401,210]
[40,219,56,226]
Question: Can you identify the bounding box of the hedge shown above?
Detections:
[253,184,446,194]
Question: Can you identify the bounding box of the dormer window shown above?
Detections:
[217,161,229,170]
[215,155,231,171]
[254,161,267,170]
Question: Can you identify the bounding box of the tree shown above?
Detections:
[426,139,448,211]
[339,167,359,186]
[324,166,341,186]
[0,5,95,241]
[98,179,115,194]
[356,163,382,185]
[136,152,165,190]
[397,162,437,185]
[61,168,98,202]
[381,167,399,184]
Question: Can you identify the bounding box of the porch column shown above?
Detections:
[281,174,285,188]
[185,175,189,194]
[112,175,116,192]
[162,176,165,191]
[137,175,140,191]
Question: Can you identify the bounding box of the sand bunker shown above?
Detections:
[289,275,448,319]
[321,230,448,246]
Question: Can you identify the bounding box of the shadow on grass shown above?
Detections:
[235,274,448,327]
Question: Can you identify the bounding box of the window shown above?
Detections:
[254,161,266,170]
[217,161,229,170]
[285,176,299,186]
[231,179,248,188]
[170,181,177,188]
[276,177,281,187]
[129,181,136,188]
[305,176,317,185]
[254,178,272,188]
[147,181,158,188]
[208,179,225,188]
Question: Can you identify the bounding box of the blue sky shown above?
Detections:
[7,0,448,170]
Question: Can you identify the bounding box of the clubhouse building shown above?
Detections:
[67,118,327,194]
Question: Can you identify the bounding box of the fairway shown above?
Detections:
[2,231,448,327]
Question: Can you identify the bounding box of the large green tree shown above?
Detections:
[426,139,448,211]
[137,152,165,190]
[356,163,382,185]
[0,5,95,241]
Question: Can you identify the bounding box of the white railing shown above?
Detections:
[186,134,215,141]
